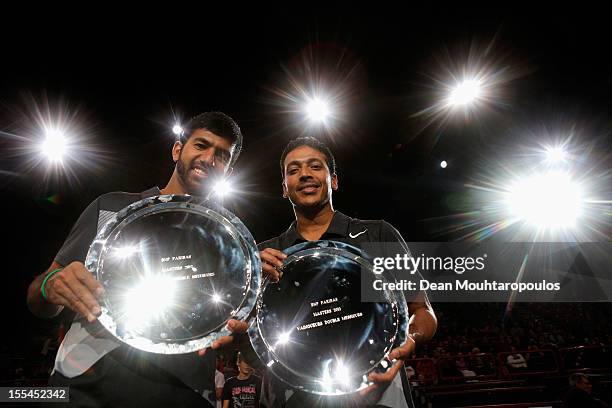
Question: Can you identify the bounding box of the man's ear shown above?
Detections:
[172,141,183,162]
[282,180,288,198]
[331,173,339,191]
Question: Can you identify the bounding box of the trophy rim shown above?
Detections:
[249,240,408,396]
[85,194,261,354]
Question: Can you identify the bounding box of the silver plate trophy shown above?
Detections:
[249,240,408,395]
[85,195,261,354]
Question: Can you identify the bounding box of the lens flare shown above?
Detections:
[305,97,331,123]
[123,275,177,330]
[213,179,233,197]
[447,79,482,107]
[505,171,583,230]
[275,331,291,346]
[544,146,567,164]
[426,134,611,243]
[172,124,183,136]
[41,129,68,162]
[0,95,112,190]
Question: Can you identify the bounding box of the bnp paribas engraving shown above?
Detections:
[249,240,408,395]
[86,194,261,354]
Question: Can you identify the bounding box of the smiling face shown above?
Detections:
[282,145,338,211]
[172,128,232,195]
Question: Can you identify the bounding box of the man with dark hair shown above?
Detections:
[173,111,243,195]
[279,136,336,176]
[257,136,438,407]
[180,112,243,166]
[221,353,262,408]
[26,111,243,407]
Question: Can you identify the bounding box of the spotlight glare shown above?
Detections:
[172,124,183,136]
[124,275,177,329]
[41,129,67,162]
[440,160,448,169]
[276,331,291,346]
[305,97,330,123]
[448,79,482,107]
[506,171,583,230]
[212,293,222,303]
[113,245,139,259]
[334,361,351,385]
[545,146,567,164]
[213,179,232,197]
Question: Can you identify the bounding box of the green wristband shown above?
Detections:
[41,268,63,301]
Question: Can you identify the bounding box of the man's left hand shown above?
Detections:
[197,319,248,356]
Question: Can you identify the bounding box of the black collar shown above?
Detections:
[280,211,352,248]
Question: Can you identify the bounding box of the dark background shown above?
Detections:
[1,7,611,363]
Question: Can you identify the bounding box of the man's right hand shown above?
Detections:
[259,248,286,283]
[43,261,104,322]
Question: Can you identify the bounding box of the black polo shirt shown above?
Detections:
[258,211,414,408]
[258,211,406,252]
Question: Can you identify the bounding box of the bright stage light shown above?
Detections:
[41,129,67,162]
[437,136,610,243]
[413,40,528,133]
[305,97,330,123]
[14,101,111,186]
[506,171,583,230]
[544,146,567,164]
[123,275,177,330]
[448,79,482,107]
[440,160,448,169]
[172,124,183,136]
[212,293,222,303]
[213,179,232,197]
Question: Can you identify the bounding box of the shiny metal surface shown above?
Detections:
[249,240,407,395]
[86,194,260,354]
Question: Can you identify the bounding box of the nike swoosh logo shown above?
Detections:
[349,229,367,239]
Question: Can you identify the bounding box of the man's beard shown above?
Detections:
[176,154,214,196]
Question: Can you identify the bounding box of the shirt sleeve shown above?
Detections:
[221,378,232,401]
[215,371,225,388]
[55,198,100,267]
